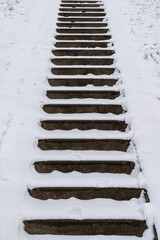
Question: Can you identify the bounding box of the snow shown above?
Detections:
[103,0,160,237]
[0,0,160,239]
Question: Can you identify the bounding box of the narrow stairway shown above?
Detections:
[23,0,155,238]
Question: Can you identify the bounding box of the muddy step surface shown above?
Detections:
[24,219,147,236]
[59,8,104,12]
[43,104,123,114]
[51,67,115,75]
[55,34,111,40]
[28,187,143,200]
[41,119,127,131]
[34,160,135,174]
[51,58,114,65]
[48,78,117,86]
[53,49,114,56]
[58,12,106,17]
[55,42,111,48]
[62,1,101,3]
[56,23,107,27]
[60,4,102,7]
[58,17,105,22]
[56,28,108,34]
[38,139,130,151]
[46,90,119,99]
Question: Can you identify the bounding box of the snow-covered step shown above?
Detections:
[29,170,139,187]
[48,77,118,86]
[55,34,111,40]
[56,23,107,27]
[51,58,114,65]
[40,119,127,131]
[58,12,106,17]
[38,138,130,151]
[34,160,135,174]
[42,104,123,114]
[28,187,144,201]
[22,197,145,220]
[58,17,105,22]
[46,90,119,99]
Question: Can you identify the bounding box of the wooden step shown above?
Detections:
[41,119,126,131]
[43,104,123,114]
[56,28,108,34]
[38,139,130,151]
[28,187,143,200]
[56,23,107,27]
[59,8,104,12]
[51,58,113,65]
[53,49,114,56]
[58,17,104,22]
[23,219,147,236]
[34,160,135,174]
[46,90,119,99]
[51,67,115,75]
[58,12,106,17]
[48,78,117,86]
[55,41,111,48]
[55,34,111,40]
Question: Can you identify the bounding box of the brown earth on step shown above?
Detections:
[23,219,147,236]
[48,78,117,86]
[34,160,135,174]
[38,139,130,151]
[42,104,123,114]
[28,187,143,200]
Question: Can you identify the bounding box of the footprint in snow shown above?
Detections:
[66,205,84,219]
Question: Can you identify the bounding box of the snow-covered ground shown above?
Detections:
[104,0,160,237]
[0,0,160,239]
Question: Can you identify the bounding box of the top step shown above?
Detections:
[60,4,103,7]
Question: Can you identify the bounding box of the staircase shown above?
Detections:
[23,0,155,238]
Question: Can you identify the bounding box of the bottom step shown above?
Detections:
[24,219,147,236]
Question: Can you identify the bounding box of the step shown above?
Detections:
[59,8,105,12]
[43,104,123,114]
[53,49,114,56]
[51,67,115,75]
[56,28,108,34]
[38,139,130,151]
[46,90,119,99]
[56,23,107,27]
[55,35,111,40]
[48,78,117,86]
[60,4,102,7]
[55,42,111,48]
[51,58,114,65]
[34,160,135,174]
[28,187,142,200]
[58,17,105,22]
[61,0,100,4]
[58,13,106,17]
[23,219,147,236]
[41,119,126,131]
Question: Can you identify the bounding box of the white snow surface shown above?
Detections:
[0,0,160,239]
[103,0,160,237]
